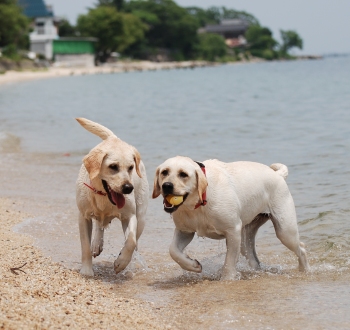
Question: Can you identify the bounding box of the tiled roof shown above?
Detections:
[18,0,53,18]
[205,19,250,34]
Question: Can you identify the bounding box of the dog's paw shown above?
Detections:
[193,259,202,273]
[179,258,202,273]
[114,252,132,274]
[80,266,94,277]
[220,271,240,281]
[91,239,103,258]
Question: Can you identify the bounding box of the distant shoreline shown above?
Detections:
[0,56,323,87]
[0,60,220,86]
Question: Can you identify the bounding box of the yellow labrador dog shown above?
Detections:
[152,156,309,280]
[76,118,148,276]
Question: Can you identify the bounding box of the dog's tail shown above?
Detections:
[76,117,115,140]
[270,163,288,180]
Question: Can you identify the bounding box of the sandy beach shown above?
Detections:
[2,193,349,329]
[0,197,177,329]
[0,60,219,86]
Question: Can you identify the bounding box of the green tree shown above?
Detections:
[245,25,278,60]
[280,30,303,56]
[0,0,29,54]
[77,6,146,61]
[196,33,227,61]
[203,6,221,24]
[220,7,259,25]
[57,19,76,37]
[186,6,259,27]
[186,7,214,27]
[124,0,199,60]
[97,0,125,11]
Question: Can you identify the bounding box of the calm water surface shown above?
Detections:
[1,57,349,329]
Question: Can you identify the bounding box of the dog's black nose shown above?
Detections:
[162,182,174,194]
[122,184,134,194]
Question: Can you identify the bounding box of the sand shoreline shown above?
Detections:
[0,56,322,87]
[0,197,176,329]
[0,60,220,86]
[1,151,349,329]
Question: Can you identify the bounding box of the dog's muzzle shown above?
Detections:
[122,183,134,194]
[162,182,174,195]
[102,180,129,209]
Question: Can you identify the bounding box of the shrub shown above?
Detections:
[196,33,227,61]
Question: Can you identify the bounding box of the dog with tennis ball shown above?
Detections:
[152,156,309,280]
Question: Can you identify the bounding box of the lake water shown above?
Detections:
[1,57,350,329]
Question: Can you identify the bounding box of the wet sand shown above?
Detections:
[2,194,350,330]
[0,198,176,329]
[0,152,349,330]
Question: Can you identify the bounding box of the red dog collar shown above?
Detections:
[83,182,107,196]
[194,161,207,209]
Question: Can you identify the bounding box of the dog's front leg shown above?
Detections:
[114,215,137,274]
[91,219,104,258]
[169,229,202,273]
[221,224,242,280]
[79,213,94,276]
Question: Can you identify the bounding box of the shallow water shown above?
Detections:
[1,57,350,328]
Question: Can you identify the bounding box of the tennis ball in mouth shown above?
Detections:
[166,195,184,206]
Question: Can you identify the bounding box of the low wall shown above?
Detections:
[0,58,48,72]
[53,54,95,68]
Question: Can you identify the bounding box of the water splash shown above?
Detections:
[0,132,21,152]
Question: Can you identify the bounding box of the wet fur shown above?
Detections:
[152,156,309,280]
[75,118,148,276]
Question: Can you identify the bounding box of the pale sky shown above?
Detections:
[48,0,350,55]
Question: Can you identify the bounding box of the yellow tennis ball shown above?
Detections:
[166,195,183,206]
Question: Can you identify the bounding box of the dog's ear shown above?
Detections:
[195,168,208,202]
[152,167,161,198]
[83,147,107,181]
[133,148,142,178]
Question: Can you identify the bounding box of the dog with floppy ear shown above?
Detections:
[76,118,148,276]
[152,156,309,280]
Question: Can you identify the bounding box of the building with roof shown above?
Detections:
[199,19,250,48]
[18,0,53,17]
[18,0,97,66]
[53,38,97,67]
[18,0,58,59]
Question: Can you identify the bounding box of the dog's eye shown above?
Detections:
[109,164,119,171]
[161,170,168,176]
[179,172,188,178]
[128,165,134,171]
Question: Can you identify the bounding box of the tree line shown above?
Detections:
[0,0,303,62]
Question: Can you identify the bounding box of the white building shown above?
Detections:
[18,0,58,59]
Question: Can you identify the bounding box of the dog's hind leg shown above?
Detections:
[79,213,94,276]
[91,219,104,258]
[241,214,269,270]
[270,194,310,272]
[169,229,202,273]
[221,223,242,280]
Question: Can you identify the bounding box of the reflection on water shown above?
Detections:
[1,57,350,328]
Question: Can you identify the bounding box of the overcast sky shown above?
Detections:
[48,0,350,55]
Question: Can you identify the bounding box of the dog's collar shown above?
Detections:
[83,182,107,196]
[194,161,207,209]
